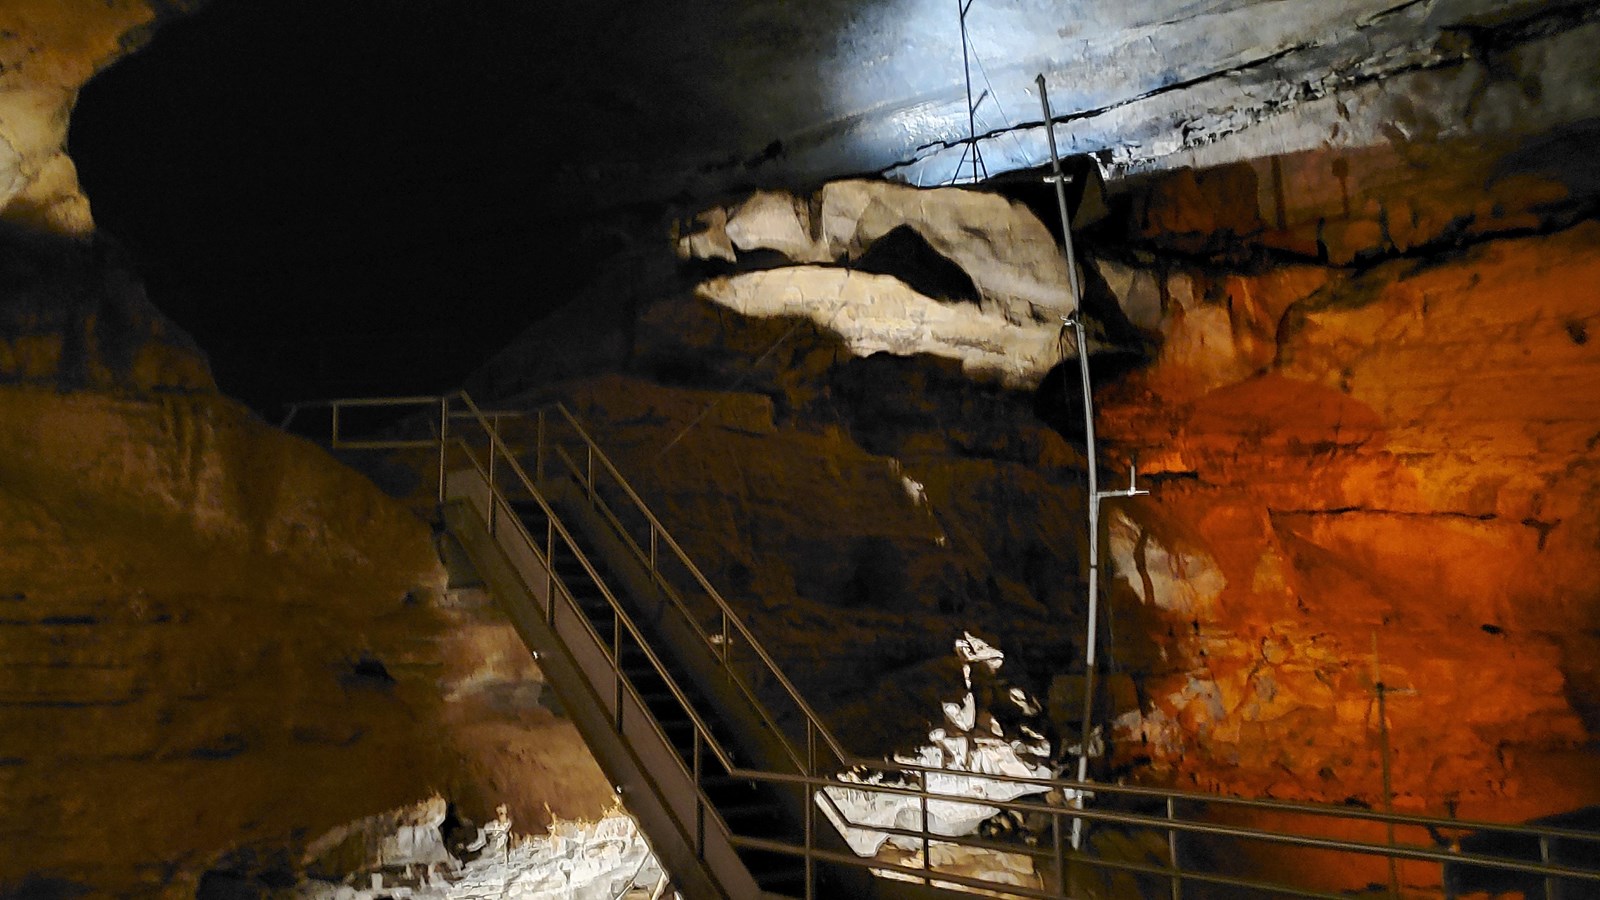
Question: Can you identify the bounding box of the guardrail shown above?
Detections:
[289,390,1600,900]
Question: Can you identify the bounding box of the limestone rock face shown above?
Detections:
[679,180,1079,389]
[0,1,198,234]
[682,180,1075,326]
[1119,123,1600,266]
[1095,218,1600,819]
[0,224,213,393]
[696,267,1065,387]
[0,386,613,897]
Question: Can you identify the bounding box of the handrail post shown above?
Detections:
[649,522,659,583]
[487,414,498,535]
[1167,796,1182,900]
[1053,809,1065,897]
[1542,835,1559,900]
[437,395,449,506]
[721,613,731,667]
[613,608,623,730]
[919,771,931,886]
[545,518,556,625]
[535,409,546,483]
[330,402,341,448]
[806,719,818,899]
[693,729,705,859]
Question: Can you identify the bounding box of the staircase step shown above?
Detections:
[486,486,816,899]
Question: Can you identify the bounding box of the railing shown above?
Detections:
[291,390,1600,900]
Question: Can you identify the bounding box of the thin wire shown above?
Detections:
[970,46,1032,164]
[953,0,986,185]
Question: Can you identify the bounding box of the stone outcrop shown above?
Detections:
[0,384,615,898]
[1115,122,1600,266]
[0,224,213,393]
[677,180,1081,388]
[681,180,1075,326]
[0,1,198,235]
[1094,214,1600,821]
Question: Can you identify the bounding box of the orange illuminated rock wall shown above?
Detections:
[1096,206,1600,822]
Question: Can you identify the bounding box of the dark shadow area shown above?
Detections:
[67,0,867,413]
[1033,351,1153,447]
[851,224,981,304]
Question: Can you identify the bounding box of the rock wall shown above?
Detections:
[479,145,1600,840]
[0,1,199,235]
[1093,192,1600,820]
[0,237,614,898]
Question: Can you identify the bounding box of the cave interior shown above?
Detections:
[2,0,1600,897]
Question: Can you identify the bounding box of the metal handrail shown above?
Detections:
[548,404,854,771]
[453,397,740,771]
[445,401,761,864]
[294,390,1600,899]
[545,440,817,779]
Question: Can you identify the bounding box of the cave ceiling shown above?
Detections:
[54,0,1600,406]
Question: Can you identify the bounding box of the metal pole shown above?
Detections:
[960,0,980,184]
[693,729,705,858]
[920,771,932,886]
[806,723,819,900]
[1167,796,1182,900]
[330,402,341,448]
[1038,73,1101,851]
[1053,810,1065,896]
[536,409,546,483]
[487,414,498,535]
[1036,75,1085,309]
[1541,835,1559,900]
[546,518,556,625]
[437,396,449,505]
[613,609,623,730]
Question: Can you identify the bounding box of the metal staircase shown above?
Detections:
[285,392,1600,900]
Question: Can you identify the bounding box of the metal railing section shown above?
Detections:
[292,390,1600,900]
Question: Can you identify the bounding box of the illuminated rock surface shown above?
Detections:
[2,0,1599,896]
[0,379,615,897]
[0,1,203,235]
[1095,219,1600,819]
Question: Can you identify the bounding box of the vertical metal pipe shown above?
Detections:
[546,518,556,625]
[487,415,498,535]
[437,396,449,505]
[536,409,546,483]
[330,402,341,448]
[1167,796,1182,900]
[1038,73,1101,851]
[1053,810,1065,896]
[612,609,623,730]
[804,760,816,900]
[919,772,931,886]
[722,614,731,668]
[693,729,705,859]
[807,719,817,778]
[960,0,979,184]
[1541,836,1558,900]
